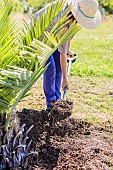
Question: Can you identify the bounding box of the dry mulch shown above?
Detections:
[16,100,113,170]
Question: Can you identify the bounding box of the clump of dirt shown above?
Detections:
[16,100,113,170]
[50,100,73,122]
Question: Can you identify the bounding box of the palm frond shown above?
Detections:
[0,67,33,112]
[22,0,66,46]
[0,0,81,132]
[0,0,20,68]
[25,20,81,62]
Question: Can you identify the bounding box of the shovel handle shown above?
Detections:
[62,86,67,100]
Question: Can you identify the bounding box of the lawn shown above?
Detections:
[70,17,113,77]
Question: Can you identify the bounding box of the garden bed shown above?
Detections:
[16,100,113,170]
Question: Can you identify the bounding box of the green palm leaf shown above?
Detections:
[22,0,66,46]
[0,0,20,68]
[0,0,81,131]
[21,0,81,67]
[25,20,81,61]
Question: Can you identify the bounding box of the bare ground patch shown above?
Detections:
[18,76,113,124]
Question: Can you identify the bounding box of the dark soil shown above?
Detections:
[16,100,113,170]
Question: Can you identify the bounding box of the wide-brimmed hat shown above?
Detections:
[67,0,102,29]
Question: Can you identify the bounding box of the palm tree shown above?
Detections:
[0,0,81,168]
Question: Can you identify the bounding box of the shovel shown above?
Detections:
[62,53,78,100]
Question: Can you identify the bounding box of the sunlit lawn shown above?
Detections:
[70,18,113,77]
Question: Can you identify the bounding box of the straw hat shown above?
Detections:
[67,0,102,29]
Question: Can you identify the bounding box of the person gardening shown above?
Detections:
[34,0,101,110]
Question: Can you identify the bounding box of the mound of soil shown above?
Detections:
[16,100,113,170]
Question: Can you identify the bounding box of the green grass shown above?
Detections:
[70,19,113,77]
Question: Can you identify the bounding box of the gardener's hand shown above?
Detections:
[67,50,75,58]
[62,77,69,90]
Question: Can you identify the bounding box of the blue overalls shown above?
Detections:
[43,50,62,109]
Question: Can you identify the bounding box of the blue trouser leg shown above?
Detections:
[53,50,62,100]
[43,50,62,109]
